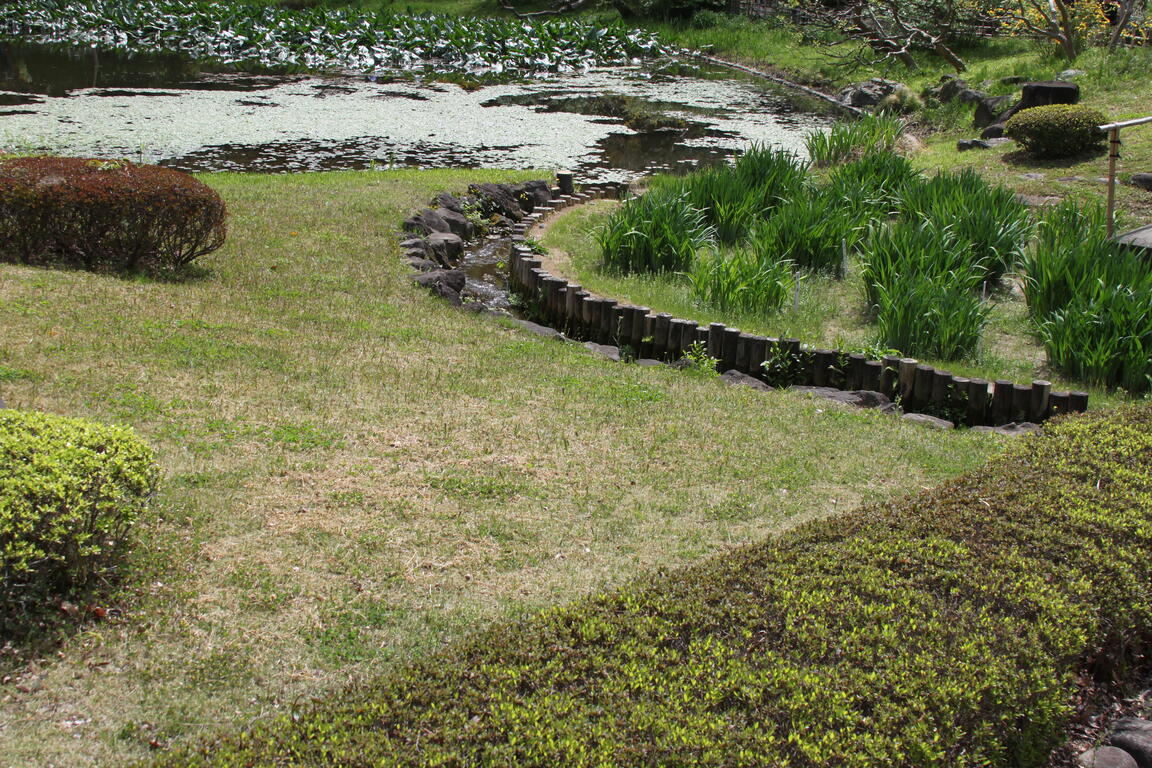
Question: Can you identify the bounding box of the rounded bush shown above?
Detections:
[1,409,159,635]
[0,156,227,273]
[1005,104,1108,158]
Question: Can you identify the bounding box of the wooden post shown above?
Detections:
[722,328,742,372]
[861,360,882,392]
[1011,384,1032,423]
[991,380,1014,425]
[631,307,649,357]
[748,336,768,380]
[1030,380,1051,423]
[950,376,970,421]
[913,364,935,410]
[846,353,867,391]
[581,295,597,339]
[565,284,583,334]
[879,355,901,398]
[666,319,684,360]
[735,333,752,373]
[640,314,655,359]
[1106,127,1120,238]
[557,171,575,196]
[1049,391,1071,417]
[1069,391,1090,413]
[599,299,617,344]
[653,313,672,359]
[898,358,918,403]
[931,369,952,409]
[680,321,699,359]
[967,379,989,426]
[812,350,834,387]
[708,323,726,360]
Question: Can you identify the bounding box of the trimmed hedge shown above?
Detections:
[1005,104,1108,158]
[1,410,159,636]
[0,156,227,273]
[155,405,1152,767]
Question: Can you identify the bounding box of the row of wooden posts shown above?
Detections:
[505,184,1089,428]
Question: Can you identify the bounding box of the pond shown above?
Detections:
[1,41,828,182]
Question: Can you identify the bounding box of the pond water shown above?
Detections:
[1,41,829,182]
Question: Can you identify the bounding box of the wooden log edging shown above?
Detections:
[400,180,1088,429]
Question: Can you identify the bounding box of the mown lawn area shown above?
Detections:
[0,169,999,765]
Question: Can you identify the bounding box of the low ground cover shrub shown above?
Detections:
[1004,104,1108,158]
[0,156,227,274]
[1,409,159,638]
[154,405,1152,767]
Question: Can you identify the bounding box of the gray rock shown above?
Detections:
[1057,68,1088,81]
[986,138,1012,147]
[402,207,450,236]
[837,78,904,108]
[902,413,955,430]
[470,182,527,221]
[434,192,465,213]
[406,256,439,272]
[721,370,773,392]
[1109,718,1152,768]
[515,319,564,340]
[413,269,465,294]
[425,232,464,266]
[792,387,891,409]
[1020,172,1047,181]
[635,359,664,368]
[971,421,1042,436]
[584,342,620,362]
[515,180,553,211]
[399,237,427,255]
[958,139,993,152]
[1130,173,1152,191]
[1077,747,1139,768]
[974,94,1014,129]
[1000,75,1027,85]
[433,207,475,240]
[981,123,1007,140]
[1019,80,1080,109]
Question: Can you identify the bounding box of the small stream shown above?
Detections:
[1,41,829,183]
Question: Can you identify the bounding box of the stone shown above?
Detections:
[837,78,904,108]
[981,123,1007,140]
[720,370,773,392]
[1018,80,1080,110]
[974,94,1014,129]
[469,182,527,221]
[1020,172,1047,181]
[1109,718,1152,768]
[433,207,475,240]
[958,139,993,152]
[424,232,464,266]
[1130,173,1152,191]
[1000,75,1027,85]
[516,180,553,210]
[635,358,664,368]
[971,422,1042,436]
[434,191,465,213]
[402,207,452,236]
[1078,747,1140,768]
[515,319,564,340]
[902,412,954,430]
[405,256,439,272]
[584,342,621,362]
[1057,68,1088,81]
[412,268,465,294]
[792,387,891,409]
[399,237,427,255]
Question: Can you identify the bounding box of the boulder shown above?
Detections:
[1057,68,1087,81]
[1078,747,1140,768]
[791,387,891,409]
[958,139,993,152]
[584,342,621,362]
[469,182,527,222]
[902,412,955,430]
[837,78,904,108]
[1018,80,1080,110]
[516,180,553,211]
[721,370,773,392]
[1109,718,1152,768]
[399,237,427,255]
[516,319,564,340]
[425,232,464,266]
[635,358,664,368]
[974,94,1014,129]
[433,207,476,240]
[971,422,1042,437]
[406,256,439,272]
[434,191,465,213]
[402,207,450,235]
[1130,172,1152,192]
[981,123,1007,140]
[412,269,465,294]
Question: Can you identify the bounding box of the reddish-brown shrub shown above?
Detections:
[0,156,227,273]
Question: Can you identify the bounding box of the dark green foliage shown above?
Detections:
[751,188,865,277]
[1,410,158,639]
[900,169,1034,284]
[688,248,795,314]
[596,187,714,274]
[804,113,905,167]
[153,405,1152,767]
[0,156,227,274]
[1005,104,1109,158]
[825,150,920,219]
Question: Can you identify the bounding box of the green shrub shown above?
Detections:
[1004,104,1108,158]
[0,156,227,273]
[597,187,714,274]
[1,410,159,637]
[900,169,1034,284]
[688,248,795,315]
[154,405,1152,767]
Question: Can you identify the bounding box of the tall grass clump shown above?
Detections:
[873,275,991,360]
[860,220,986,310]
[731,144,808,211]
[804,113,905,167]
[688,249,795,315]
[901,169,1033,284]
[751,188,866,278]
[1040,285,1152,392]
[597,188,714,274]
[824,150,920,219]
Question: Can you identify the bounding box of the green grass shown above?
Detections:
[0,169,998,766]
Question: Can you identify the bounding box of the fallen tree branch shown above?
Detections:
[691,54,865,117]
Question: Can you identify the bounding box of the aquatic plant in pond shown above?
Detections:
[0,0,676,75]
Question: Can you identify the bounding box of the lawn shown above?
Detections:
[0,169,999,765]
